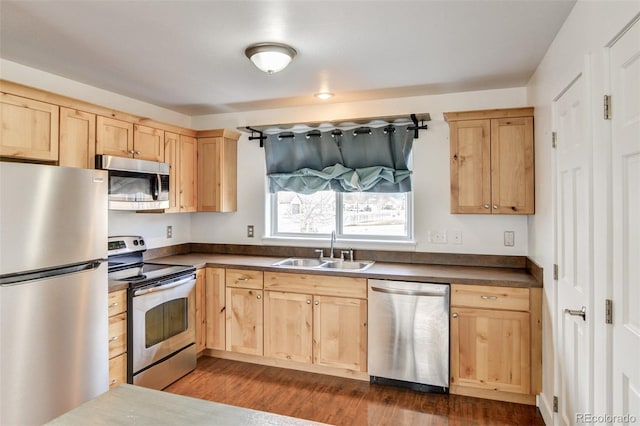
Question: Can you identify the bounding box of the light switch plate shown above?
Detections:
[247,225,254,238]
[504,231,515,247]
[166,225,173,239]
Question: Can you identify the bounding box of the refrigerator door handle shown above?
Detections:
[0,259,104,286]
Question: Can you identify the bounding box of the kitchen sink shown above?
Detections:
[272,257,325,268]
[319,260,374,270]
[272,257,374,271]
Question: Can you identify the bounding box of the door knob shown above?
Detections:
[564,306,586,321]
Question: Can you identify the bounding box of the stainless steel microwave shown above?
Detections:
[96,155,170,210]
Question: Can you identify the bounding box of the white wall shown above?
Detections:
[108,211,192,248]
[527,2,640,424]
[191,87,531,255]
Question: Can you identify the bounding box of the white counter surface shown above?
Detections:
[46,384,327,426]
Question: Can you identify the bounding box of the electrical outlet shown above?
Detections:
[504,231,515,247]
[247,225,254,238]
[451,230,462,244]
[428,230,447,244]
[166,225,173,239]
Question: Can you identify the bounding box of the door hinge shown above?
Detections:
[552,132,557,148]
[553,264,559,280]
[605,299,613,324]
[553,396,559,413]
[604,95,612,120]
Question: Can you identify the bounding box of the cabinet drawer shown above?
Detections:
[108,289,127,316]
[108,353,127,388]
[451,284,529,311]
[226,269,263,289]
[108,313,127,358]
[264,272,367,299]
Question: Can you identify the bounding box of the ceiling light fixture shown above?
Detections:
[314,92,334,100]
[245,42,297,74]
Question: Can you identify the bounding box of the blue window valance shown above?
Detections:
[264,125,413,194]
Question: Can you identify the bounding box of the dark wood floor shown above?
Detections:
[165,357,546,426]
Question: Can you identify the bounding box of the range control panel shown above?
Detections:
[107,236,146,255]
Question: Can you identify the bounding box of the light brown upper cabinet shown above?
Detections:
[97,117,164,162]
[165,132,197,213]
[59,107,96,168]
[197,130,240,212]
[0,93,59,162]
[444,108,534,214]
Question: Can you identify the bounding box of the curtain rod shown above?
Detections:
[239,113,431,147]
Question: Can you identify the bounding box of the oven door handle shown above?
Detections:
[133,275,195,297]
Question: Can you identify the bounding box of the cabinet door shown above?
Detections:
[450,307,530,394]
[225,287,263,355]
[96,116,133,158]
[108,313,127,359]
[490,117,534,214]
[313,295,367,372]
[59,107,96,168]
[195,269,206,353]
[449,119,491,213]
[0,93,59,161]
[179,135,197,212]
[108,353,126,388]
[164,132,180,213]
[205,268,226,350]
[264,291,313,363]
[133,124,164,162]
[197,136,237,212]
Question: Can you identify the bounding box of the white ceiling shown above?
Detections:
[0,0,575,116]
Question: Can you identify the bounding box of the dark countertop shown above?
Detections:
[107,252,540,293]
[46,384,325,426]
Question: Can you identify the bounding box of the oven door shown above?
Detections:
[131,274,196,374]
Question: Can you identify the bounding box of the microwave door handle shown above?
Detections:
[154,173,161,200]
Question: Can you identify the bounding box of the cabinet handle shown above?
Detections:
[110,336,118,342]
[452,313,458,318]
[257,294,262,300]
[314,300,319,305]
[237,277,248,282]
[484,204,490,209]
[109,302,118,308]
[134,150,141,155]
[111,379,118,385]
[127,150,135,154]
[480,295,498,300]
[307,300,311,304]
[493,205,499,209]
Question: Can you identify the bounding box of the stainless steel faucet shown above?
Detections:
[329,231,336,259]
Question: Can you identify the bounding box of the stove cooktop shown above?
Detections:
[108,262,196,288]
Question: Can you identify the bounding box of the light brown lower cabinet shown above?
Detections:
[205,268,226,351]
[263,272,367,373]
[224,269,264,356]
[449,283,541,405]
[107,289,127,388]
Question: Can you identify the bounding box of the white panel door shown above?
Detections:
[555,70,594,425]
[611,18,640,424]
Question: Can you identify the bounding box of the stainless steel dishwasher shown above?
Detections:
[368,279,450,393]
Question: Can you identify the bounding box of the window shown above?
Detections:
[271,190,412,240]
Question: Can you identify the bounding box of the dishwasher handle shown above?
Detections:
[370,285,447,297]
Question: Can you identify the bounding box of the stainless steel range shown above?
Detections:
[107,236,197,390]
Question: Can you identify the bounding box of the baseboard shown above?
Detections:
[202,349,369,381]
[450,384,537,405]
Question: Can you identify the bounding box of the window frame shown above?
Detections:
[269,190,414,242]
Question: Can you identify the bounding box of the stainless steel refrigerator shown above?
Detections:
[0,162,109,425]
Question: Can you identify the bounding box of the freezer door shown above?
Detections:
[0,262,109,425]
[0,162,108,275]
